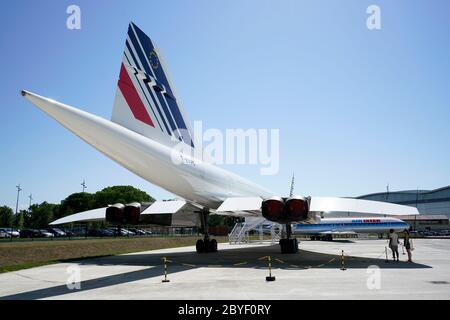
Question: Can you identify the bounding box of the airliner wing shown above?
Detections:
[50,207,108,225]
[215,197,263,216]
[215,196,419,217]
[309,197,419,216]
[50,200,201,226]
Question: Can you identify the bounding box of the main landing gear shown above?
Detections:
[196,209,218,253]
[279,224,299,254]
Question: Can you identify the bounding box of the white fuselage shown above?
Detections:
[24,92,274,209]
[262,217,409,234]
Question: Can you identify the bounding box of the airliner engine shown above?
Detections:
[261,196,284,222]
[105,203,125,224]
[123,202,141,224]
[262,196,309,223]
[106,203,142,224]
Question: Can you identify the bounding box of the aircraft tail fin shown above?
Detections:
[111,22,194,148]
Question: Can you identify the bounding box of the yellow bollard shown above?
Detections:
[266,256,276,281]
[162,256,170,283]
[340,250,346,271]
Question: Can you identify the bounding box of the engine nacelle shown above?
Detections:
[106,203,142,224]
[124,202,141,224]
[106,203,125,224]
[284,196,309,222]
[262,196,309,223]
[261,196,285,222]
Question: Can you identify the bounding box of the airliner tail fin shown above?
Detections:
[112,22,194,148]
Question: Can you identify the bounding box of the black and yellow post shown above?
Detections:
[266,256,276,281]
[162,257,170,283]
[340,250,346,271]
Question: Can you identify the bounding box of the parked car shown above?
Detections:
[38,229,54,238]
[1,228,20,238]
[106,227,136,236]
[46,228,67,237]
[64,230,75,237]
[438,230,450,236]
[20,229,41,238]
[88,228,115,237]
[0,229,9,238]
[66,227,89,237]
[409,230,420,237]
[127,228,148,236]
[121,228,136,236]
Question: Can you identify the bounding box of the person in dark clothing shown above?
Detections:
[403,229,413,262]
[388,229,399,261]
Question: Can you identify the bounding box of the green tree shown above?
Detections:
[13,210,26,229]
[22,209,32,228]
[93,186,154,207]
[28,202,59,229]
[0,206,14,227]
[57,192,95,219]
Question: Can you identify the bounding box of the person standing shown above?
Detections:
[388,229,399,261]
[403,229,413,262]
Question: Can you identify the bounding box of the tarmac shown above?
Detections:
[0,238,449,300]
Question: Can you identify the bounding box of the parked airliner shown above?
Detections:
[21,22,418,254]
[261,217,409,241]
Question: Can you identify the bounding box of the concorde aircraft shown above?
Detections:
[21,22,418,254]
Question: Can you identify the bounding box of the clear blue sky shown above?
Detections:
[1,0,449,211]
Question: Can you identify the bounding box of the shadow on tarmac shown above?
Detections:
[0,244,430,300]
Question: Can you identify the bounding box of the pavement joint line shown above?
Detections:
[233,262,248,266]
[275,258,285,264]
[181,263,196,267]
[13,273,62,285]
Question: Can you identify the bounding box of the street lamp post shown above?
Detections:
[11,184,22,241]
[81,180,87,193]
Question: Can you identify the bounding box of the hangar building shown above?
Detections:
[355,186,450,231]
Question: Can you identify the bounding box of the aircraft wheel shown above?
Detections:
[280,238,298,254]
[279,239,286,253]
[196,239,205,253]
[210,239,218,252]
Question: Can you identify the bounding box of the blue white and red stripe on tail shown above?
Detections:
[112,22,194,148]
